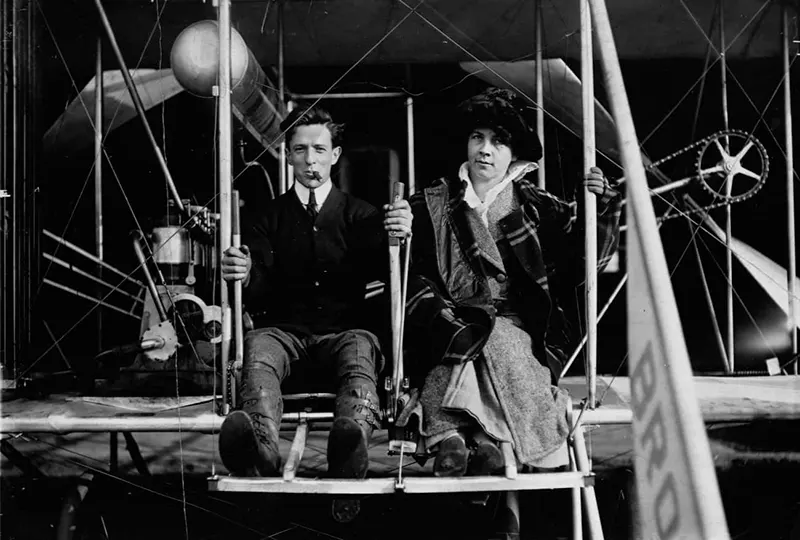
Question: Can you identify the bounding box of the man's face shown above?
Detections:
[287,124,341,189]
[466,128,515,184]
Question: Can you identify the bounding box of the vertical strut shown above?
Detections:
[95,37,104,353]
[278,0,288,195]
[783,6,797,374]
[719,0,735,372]
[218,0,233,413]
[535,0,546,189]
[580,0,598,408]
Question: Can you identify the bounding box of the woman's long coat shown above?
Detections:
[401,173,621,462]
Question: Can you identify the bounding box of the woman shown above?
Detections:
[400,88,621,476]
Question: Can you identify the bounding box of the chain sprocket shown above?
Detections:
[642,129,769,224]
[695,129,769,202]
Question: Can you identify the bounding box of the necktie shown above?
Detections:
[307,189,318,223]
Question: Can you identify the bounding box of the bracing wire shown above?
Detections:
[229,0,426,176]
[26,0,208,388]
[14,435,273,538]
[33,0,172,299]
[154,0,189,533]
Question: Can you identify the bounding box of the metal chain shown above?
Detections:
[642,130,768,224]
[645,131,721,170]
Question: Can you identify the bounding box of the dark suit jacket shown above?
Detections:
[243,185,387,336]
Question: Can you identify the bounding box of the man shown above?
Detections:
[219,104,412,479]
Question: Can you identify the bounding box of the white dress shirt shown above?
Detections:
[294,179,333,211]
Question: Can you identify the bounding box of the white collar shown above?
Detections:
[459,161,538,225]
[293,178,333,209]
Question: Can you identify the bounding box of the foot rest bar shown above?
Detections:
[208,471,592,494]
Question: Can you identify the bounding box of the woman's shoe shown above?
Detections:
[433,434,469,477]
[467,440,505,476]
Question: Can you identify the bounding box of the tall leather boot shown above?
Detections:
[327,385,382,479]
[219,371,282,477]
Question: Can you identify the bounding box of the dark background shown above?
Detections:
[25,0,800,384]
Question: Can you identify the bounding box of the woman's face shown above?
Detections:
[466,128,515,184]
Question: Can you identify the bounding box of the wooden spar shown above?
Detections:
[783,6,797,374]
[92,0,185,215]
[218,0,233,414]
[580,0,598,408]
[535,0,546,189]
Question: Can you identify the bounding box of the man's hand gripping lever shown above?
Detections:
[226,191,247,409]
[384,182,417,456]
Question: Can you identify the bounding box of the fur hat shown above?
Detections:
[458,87,543,162]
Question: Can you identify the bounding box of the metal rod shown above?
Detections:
[690,224,730,372]
[725,202,734,373]
[10,0,19,385]
[561,273,627,379]
[719,0,735,373]
[131,234,168,322]
[43,229,143,287]
[618,176,695,206]
[277,0,287,196]
[92,0,185,215]
[580,0,598,408]
[95,37,104,353]
[218,0,234,415]
[719,0,730,133]
[278,0,285,105]
[406,97,416,195]
[535,0,546,189]
[94,38,104,262]
[784,6,798,374]
[42,253,144,304]
[289,92,407,99]
[42,279,138,319]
